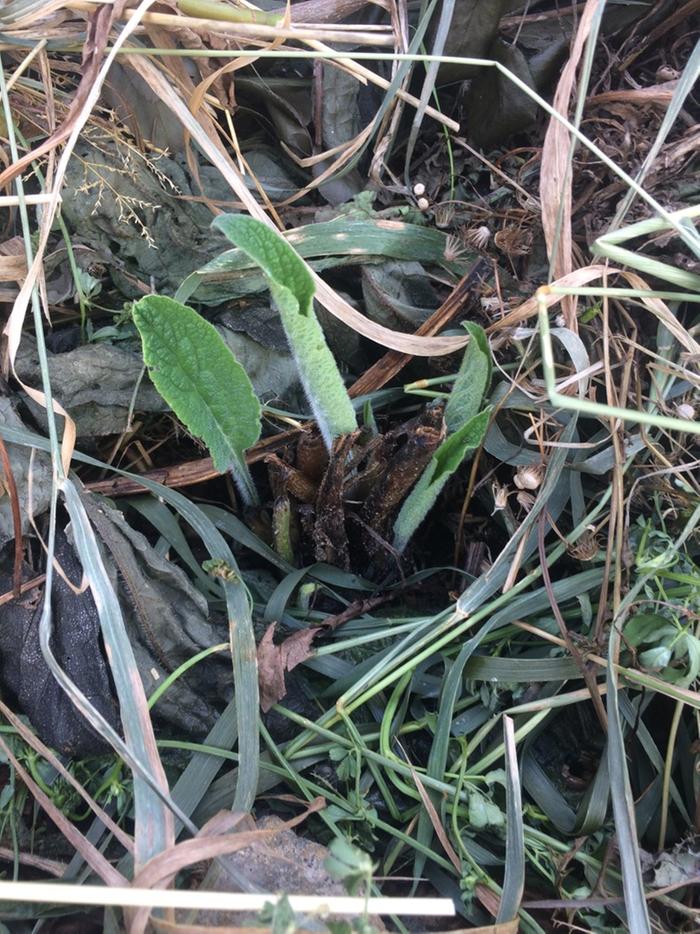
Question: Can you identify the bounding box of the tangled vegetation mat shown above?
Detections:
[0,0,699,931]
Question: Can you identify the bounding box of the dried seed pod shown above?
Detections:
[433,202,455,228]
[514,463,545,491]
[516,489,536,512]
[494,225,532,256]
[443,233,469,262]
[463,225,491,250]
[676,402,695,421]
[491,480,509,513]
[568,528,599,562]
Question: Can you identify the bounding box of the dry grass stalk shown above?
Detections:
[65,0,396,47]
[539,0,603,329]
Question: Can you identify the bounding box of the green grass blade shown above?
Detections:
[497,716,524,923]
[61,479,175,865]
[170,697,238,835]
[178,215,468,307]
[413,566,602,878]
[606,628,651,933]
[133,294,261,505]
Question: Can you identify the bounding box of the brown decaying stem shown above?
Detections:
[0,435,23,598]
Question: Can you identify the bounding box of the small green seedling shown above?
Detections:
[133,294,261,505]
[393,322,492,553]
[213,214,358,449]
[325,836,374,896]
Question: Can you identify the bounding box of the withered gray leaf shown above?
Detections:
[80,492,231,736]
[0,529,119,756]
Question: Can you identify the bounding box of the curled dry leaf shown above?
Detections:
[257,622,319,713]
[257,594,391,711]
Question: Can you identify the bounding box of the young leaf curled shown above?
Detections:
[212,214,358,449]
[133,294,261,505]
[393,322,493,553]
[444,322,492,432]
[393,408,491,553]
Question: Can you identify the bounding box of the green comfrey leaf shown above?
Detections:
[212,214,357,449]
[132,294,261,505]
[623,612,670,647]
[433,407,492,482]
[444,322,492,433]
[393,408,491,553]
[214,214,315,316]
[393,325,492,553]
[639,645,673,669]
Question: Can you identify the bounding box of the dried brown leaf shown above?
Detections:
[257,622,319,712]
[129,798,325,934]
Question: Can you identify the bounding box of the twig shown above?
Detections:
[0,436,23,597]
[348,259,489,398]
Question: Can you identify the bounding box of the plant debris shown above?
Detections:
[0,1,699,931]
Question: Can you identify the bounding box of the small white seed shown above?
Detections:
[413,182,426,197]
[417,196,430,211]
[676,402,695,421]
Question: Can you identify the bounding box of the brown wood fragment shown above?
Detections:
[347,258,489,399]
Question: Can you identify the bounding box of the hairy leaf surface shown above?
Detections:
[133,294,261,503]
[213,215,357,447]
